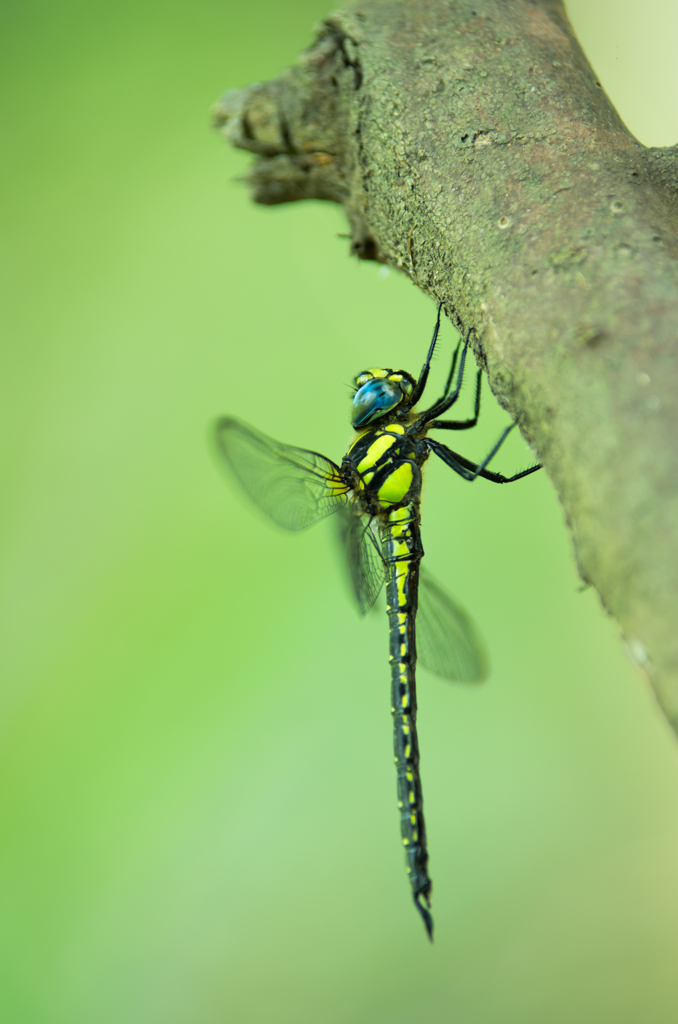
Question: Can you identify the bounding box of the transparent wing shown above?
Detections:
[417,567,489,683]
[215,417,348,531]
[336,508,387,615]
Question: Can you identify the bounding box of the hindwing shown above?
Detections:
[417,567,489,683]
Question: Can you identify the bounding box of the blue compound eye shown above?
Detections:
[352,377,403,428]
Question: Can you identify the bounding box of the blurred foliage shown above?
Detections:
[1,1,678,1022]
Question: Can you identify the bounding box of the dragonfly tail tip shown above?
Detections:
[414,893,434,942]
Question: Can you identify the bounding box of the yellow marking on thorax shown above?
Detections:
[378,462,414,506]
[356,432,398,473]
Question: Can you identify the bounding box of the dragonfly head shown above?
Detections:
[351,368,416,428]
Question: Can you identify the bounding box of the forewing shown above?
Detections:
[336,508,387,615]
[417,567,489,683]
[215,417,348,531]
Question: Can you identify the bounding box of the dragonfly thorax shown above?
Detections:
[343,423,426,515]
[352,368,416,428]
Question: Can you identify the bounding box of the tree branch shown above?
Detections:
[214,0,678,735]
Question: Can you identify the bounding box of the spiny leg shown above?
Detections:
[470,422,518,480]
[414,328,478,428]
[442,338,463,397]
[428,369,483,431]
[409,302,443,407]
[427,431,542,483]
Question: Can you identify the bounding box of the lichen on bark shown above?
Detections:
[214,0,678,736]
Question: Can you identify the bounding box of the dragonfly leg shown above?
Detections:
[428,369,482,431]
[409,302,443,407]
[442,338,462,397]
[414,328,478,428]
[426,433,542,483]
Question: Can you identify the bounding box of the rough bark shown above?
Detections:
[214,0,678,735]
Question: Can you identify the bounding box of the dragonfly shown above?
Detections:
[214,304,541,940]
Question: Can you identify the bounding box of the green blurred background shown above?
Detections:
[2,1,678,1021]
